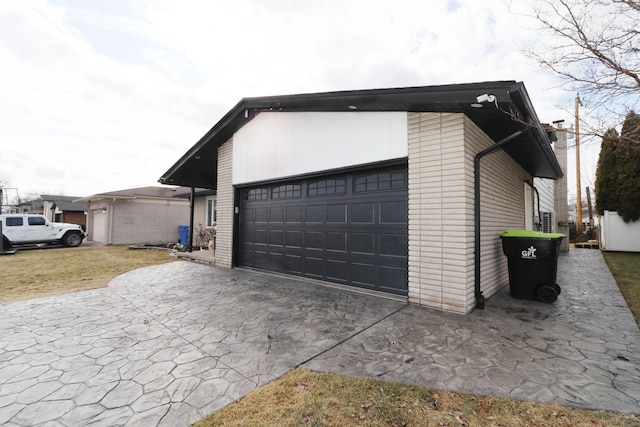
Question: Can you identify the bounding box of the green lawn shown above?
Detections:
[0,245,176,303]
[603,251,640,327]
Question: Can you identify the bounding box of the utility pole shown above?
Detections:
[575,95,583,235]
[586,186,594,231]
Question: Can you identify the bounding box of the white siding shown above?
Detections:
[232,112,408,184]
[534,177,555,231]
[524,184,533,230]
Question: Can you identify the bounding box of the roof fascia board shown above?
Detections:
[159,81,563,184]
[509,82,564,179]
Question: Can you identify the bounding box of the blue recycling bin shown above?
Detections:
[178,225,190,244]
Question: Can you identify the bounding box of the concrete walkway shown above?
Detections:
[0,250,638,426]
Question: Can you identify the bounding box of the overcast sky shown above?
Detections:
[0,0,598,203]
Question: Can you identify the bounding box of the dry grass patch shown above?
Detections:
[194,368,639,427]
[0,245,176,303]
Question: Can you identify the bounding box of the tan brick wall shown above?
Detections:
[464,116,529,311]
[110,200,189,245]
[408,112,529,314]
[215,138,234,267]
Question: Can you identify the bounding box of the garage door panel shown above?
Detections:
[239,165,408,296]
[268,252,285,271]
[270,207,284,223]
[327,204,347,222]
[285,230,302,247]
[240,246,253,265]
[269,229,284,246]
[305,257,324,277]
[379,267,407,292]
[255,207,269,222]
[326,232,347,252]
[351,233,375,254]
[254,229,268,245]
[305,205,324,222]
[242,207,254,222]
[351,262,377,288]
[326,260,348,282]
[254,251,269,268]
[286,206,302,222]
[380,234,408,256]
[352,202,375,223]
[285,254,302,273]
[305,231,324,250]
[380,200,408,223]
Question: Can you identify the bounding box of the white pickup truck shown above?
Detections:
[0,214,85,249]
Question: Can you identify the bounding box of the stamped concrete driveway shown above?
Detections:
[1,249,639,426]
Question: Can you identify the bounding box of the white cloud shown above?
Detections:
[0,0,596,200]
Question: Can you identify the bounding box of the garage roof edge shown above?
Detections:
[159,81,563,187]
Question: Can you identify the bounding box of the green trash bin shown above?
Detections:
[500,230,565,303]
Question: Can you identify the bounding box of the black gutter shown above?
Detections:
[474,130,525,309]
[525,180,542,230]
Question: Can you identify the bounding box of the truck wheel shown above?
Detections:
[62,232,83,247]
[2,235,11,250]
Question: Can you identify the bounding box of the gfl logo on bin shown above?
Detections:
[521,246,537,259]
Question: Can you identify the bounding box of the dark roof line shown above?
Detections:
[159,81,563,188]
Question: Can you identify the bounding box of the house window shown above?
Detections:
[308,178,346,196]
[272,184,301,199]
[206,197,217,227]
[354,171,405,192]
[245,188,269,200]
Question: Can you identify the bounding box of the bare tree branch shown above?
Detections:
[521,0,639,137]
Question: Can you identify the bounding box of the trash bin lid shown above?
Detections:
[500,229,565,239]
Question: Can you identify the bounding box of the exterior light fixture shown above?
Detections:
[472,93,497,108]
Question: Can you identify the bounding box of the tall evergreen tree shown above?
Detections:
[596,111,640,222]
[595,128,621,215]
[617,111,640,222]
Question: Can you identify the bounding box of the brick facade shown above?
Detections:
[407,112,529,314]
[215,138,234,268]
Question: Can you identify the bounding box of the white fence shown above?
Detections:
[600,210,640,252]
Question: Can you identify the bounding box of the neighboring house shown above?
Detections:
[41,195,87,228]
[75,186,191,245]
[17,199,44,214]
[173,188,217,248]
[159,82,564,314]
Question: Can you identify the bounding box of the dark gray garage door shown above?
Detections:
[238,165,408,296]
